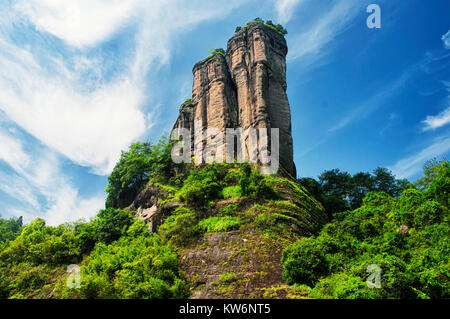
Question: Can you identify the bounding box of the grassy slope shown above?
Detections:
[145,167,327,298]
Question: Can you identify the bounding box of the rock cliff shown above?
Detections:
[172,22,296,177]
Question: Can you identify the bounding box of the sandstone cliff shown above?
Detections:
[172,22,296,177]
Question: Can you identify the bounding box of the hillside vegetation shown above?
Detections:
[283,160,449,298]
[0,137,448,299]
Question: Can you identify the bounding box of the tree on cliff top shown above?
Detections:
[235,18,288,36]
[105,136,178,208]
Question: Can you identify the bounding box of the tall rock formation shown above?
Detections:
[172,22,296,177]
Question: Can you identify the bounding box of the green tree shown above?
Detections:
[0,216,23,242]
[275,24,288,35]
[92,208,134,245]
[348,172,374,209]
[282,160,450,299]
[319,169,352,217]
[106,136,178,208]
[372,167,401,196]
[416,158,448,190]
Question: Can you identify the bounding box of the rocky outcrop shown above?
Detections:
[126,184,182,232]
[172,22,296,177]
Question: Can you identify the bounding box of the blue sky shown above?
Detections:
[0,0,449,225]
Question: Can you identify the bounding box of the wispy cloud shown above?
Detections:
[442,29,450,49]
[15,0,142,48]
[0,0,246,224]
[0,126,104,225]
[389,134,450,179]
[422,105,450,131]
[329,69,411,133]
[420,36,450,131]
[1,0,245,176]
[288,0,364,63]
[275,0,305,24]
[380,113,400,136]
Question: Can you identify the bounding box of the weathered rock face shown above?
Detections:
[172,22,296,177]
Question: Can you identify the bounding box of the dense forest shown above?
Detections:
[0,137,448,299]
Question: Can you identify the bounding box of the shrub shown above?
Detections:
[310,273,369,299]
[282,237,329,286]
[106,136,180,208]
[222,185,242,199]
[57,233,190,299]
[93,208,134,245]
[177,166,223,206]
[282,160,450,299]
[158,207,200,246]
[0,216,23,242]
[219,272,238,286]
[0,219,81,266]
[208,48,225,58]
[197,216,241,233]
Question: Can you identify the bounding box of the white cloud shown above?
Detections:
[442,29,450,49]
[15,0,141,48]
[422,106,450,131]
[288,0,363,63]
[0,127,104,225]
[422,75,450,132]
[0,0,245,176]
[40,186,105,226]
[275,0,304,24]
[0,56,147,174]
[389,135,450,179]
[0,0,247,224]
[0,129,30,172]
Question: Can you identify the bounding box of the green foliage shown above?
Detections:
[174,163,278,207]
[0,263,56,299]
[222,185,242,199]
[253,17,264,24]
[282,237,329,286]
[0,206,188,299]
[158,207,200,246]
[197,216,241,233]
[218,272,238,286]
[283,161,450,299]
[208,48,226,58]
[299,166,411,219]
[236,18,288,36]
[0,216,23,242]
[56,232,189,299]
[415,158,447,190]
[271,23,288,35]
[93,208,134,245]
[106,136,180,208]
[0,218,82,267]
[0,210,133,292]
[177,165,223,207]
[219,203,240,216]
[309,273,369,299]
[237,163,278,200]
